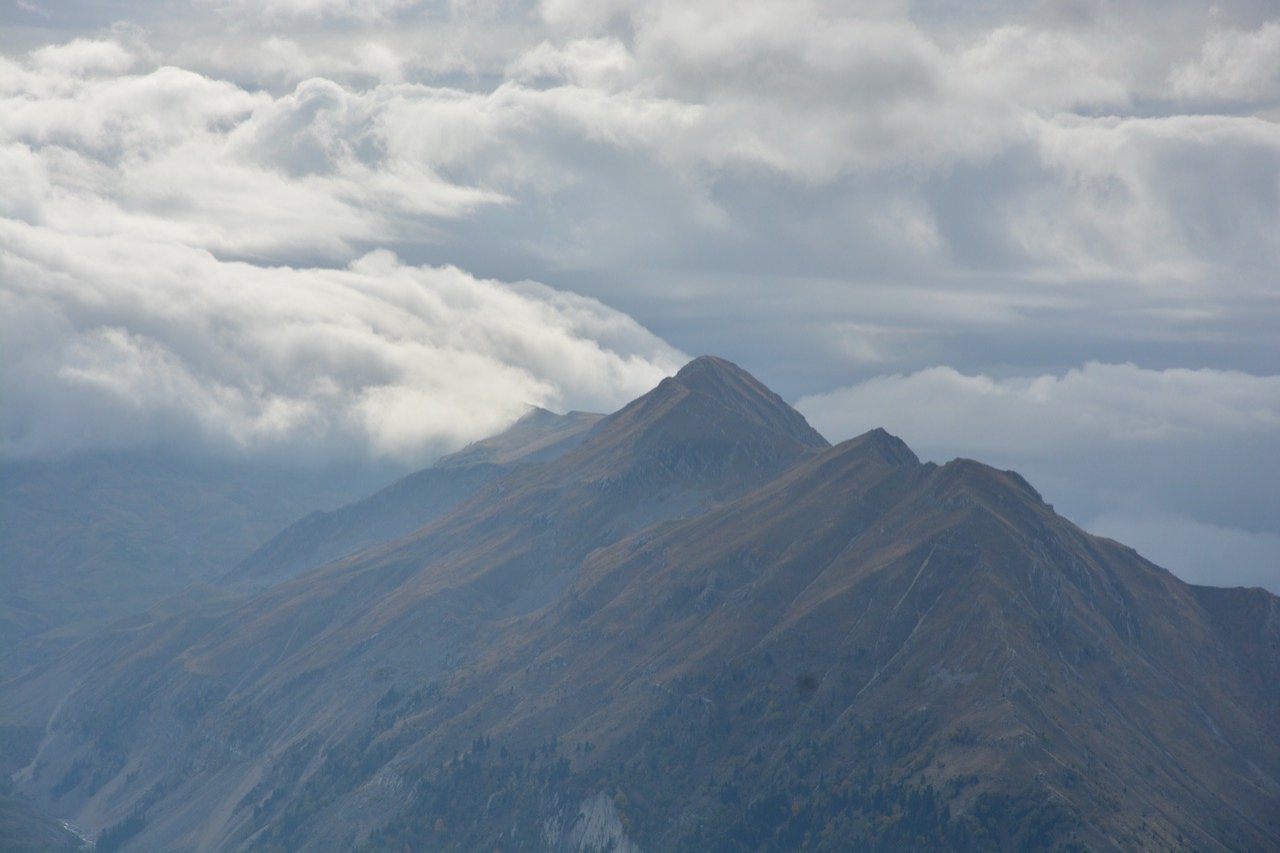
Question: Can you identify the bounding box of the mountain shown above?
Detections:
[0,453,394,677]
[229,408,603,586]
[0,407,604,675]
[3,357,1276,851]
[434,407,605,469]
[0,791,82,853]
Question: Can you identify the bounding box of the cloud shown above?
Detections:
[204,0,421,23]
[0,54,512,262]
[28,38,137,76]
[1171,21,1280,102]
[797,362,1280,452]
[2,5,1279,598]
[0,225,683,463]
[957,26,1129,113]
[1021,113,1280,283]
[0,35,694,466]
[4,22,1276,431]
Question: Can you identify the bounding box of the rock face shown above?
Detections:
[4,357,1278,851]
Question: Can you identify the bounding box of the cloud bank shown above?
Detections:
[1,226,681,463]
[5,6,1278,389]
[0,36,686,464]
[797,363,1280,452]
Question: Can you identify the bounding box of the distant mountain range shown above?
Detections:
[2,357,1277,851]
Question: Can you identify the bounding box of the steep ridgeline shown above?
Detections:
[4,358,1278,852]
[228,408,603,586]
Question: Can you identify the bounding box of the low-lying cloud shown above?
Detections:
[1089,510,1280,592]
[1,227,682,463]
[0,38,687,465]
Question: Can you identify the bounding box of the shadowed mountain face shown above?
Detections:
[3,357,1277,852]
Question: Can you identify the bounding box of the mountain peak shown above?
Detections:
[835,427,920,468]
[550,356,828,506]
[665,355,829,451]
[11,356,1280,853]
[674,354,748,382]
[673,355,774,403]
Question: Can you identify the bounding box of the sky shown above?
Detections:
[1,0,1277,591]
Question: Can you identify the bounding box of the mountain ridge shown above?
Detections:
[2,357,1276,851]
[228,407,605,585]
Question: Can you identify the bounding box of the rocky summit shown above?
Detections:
[2,357,1277,851]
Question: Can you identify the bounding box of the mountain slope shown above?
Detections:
[4,358,1276,851]
[484,441,1279,849]
[0,453,392,677]
[354,431,1279,849]
[229,408,603,585]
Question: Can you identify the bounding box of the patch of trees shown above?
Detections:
[95,806,147,853]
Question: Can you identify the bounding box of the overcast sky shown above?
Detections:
[2,0,1277,591]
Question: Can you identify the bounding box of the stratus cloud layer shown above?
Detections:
[6,9,1278,371]
[797,363,1280,452]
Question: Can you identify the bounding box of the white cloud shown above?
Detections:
[509,38,638,91]
[28,38,136,76]
[205,0,420,23]
[0,225,683,463]
[1171,21,1280,102]
[958,26,1129,113]
[1,35,697,465]
[9,13,1272,305]
[0,53,509,261]
[1022,113,1280,283]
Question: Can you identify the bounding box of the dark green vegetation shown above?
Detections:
[3,358,1277,850]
